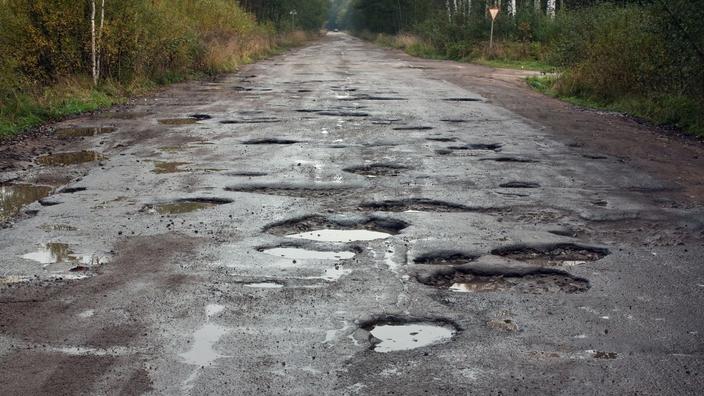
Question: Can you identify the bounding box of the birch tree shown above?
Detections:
[547,0,555,18]
[508,0,516,17]
[91,0,105,86]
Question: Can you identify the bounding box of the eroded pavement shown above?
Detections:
[1,32,703,394]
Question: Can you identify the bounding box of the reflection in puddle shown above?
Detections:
[0,275,31,284]
[148,201,217,214]
[153,161,190,174]
[36,151,103,166]
[369,323,456,352]
[244,282,284,289]
[450,279,508,293]
[55,127,116,138]
[1,184,53,221]
[21,243,76,265]
[159,118,198,125]
[261,247,355,261]
[285,229,392,242]
[181,304,230,390]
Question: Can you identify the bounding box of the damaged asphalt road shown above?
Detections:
[1,32,704,394]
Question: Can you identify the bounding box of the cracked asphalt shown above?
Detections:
[1,32,703,395]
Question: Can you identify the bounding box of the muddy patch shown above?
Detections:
[499,181,540,188]
[153,161,190,174]
[1,184,53,221]
[158,118,199,126]
[265,215,408,242]
[55,127,116,138]
[491,243,609,266]
[413,251,479,265]
[143,198,232,215]
[417,265,589,294]
[36,151,104,166]
[359,198,488,213]
[225,184,352,198]
[360,316,459,353]
[241,138,299,145]
[343,163,408,177]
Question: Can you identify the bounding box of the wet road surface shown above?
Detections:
[1,32,704,394]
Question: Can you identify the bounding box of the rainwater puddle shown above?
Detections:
[153,161,190,174]
[180,323,229,367]
[36,151,104,166]
[244,282,284,289]
[367,322,457,352]
[56,127,116,138]
[21,243,76,265]
[145,198,232,214]
[491,243,609,266]
[286,229,392,242]
[158,118,199,125]
[0,184,53,221]
[261,247,355,261]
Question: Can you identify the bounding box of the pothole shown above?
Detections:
[21,243,105,268]
[1,184,53,222]
[491,243,609,266]
[225,185,352,198]
[259,247,356,261]
[189,114,212,120]
[413,251,479,265]
[440,119,468,123]
[221,117,280,124]
[36,151,104,166]
[426,137,457,142]
[317,111,369,117]
[359,198,487,213]
[443,98,482,102]
[98,112,150,120]
[265,215,408,242]
[153,161,190,174]
[226,171,268,177]
[499,181,540,188]
[488,319,519,332]
[143,198,232,215]
[343,164,408,177]
[55,127,116,138]
[158,118,199,125]
[393,126,433,131]
[58,187,87,194]
[449,143,502,151]
[361,317,459,353]
[241,138,298,145]
[480,156,537,163]
[416,266,589,294]
[244,281,284,289]
[592,351,618,359]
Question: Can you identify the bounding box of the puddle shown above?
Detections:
[244,282,284,289]
[286,229,392,242]
[241,138,298,145]
[362,318,458,353]
[343,164,408,177]
[480,156,537,163]
[226,185,352,198]
[443,97,482,102]
[144,198,232,214]
[426,137,458,142]
[592,351,618,359]
[491,243,609,266]
[265,215,409,238]
[153,161,190,174]
[393,126,433,131]
[360,198,484,213]
[226,171,268,177]
[499,181,540,188]
[20,243,101,267]
[318,111,369,117]
[417,266,589,294]
[221,117,280,124]
[260,247,356,261]
[36,151,104,166]
[39,224,78,231]
[0,184,53,221]
[180,312,229,367]
[414,251,479,265]
[449,143,502,151]
[98,111,150,119]
[158,118,199,125]
[189,114,212,121]
[440,119,468,123]
[55,127,116,138]
[58,187,87,194]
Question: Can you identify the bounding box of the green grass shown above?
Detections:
[474,58,556,73]
[527,76,704,137]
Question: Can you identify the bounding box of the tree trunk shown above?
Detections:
[547,0,555,18]
[509,0,516,17]
[91,0,96,86]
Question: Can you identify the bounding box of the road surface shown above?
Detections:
[1,32,703,395]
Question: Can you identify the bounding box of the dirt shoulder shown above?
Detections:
[396,52,704,205]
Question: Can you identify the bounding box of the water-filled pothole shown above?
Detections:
[56,127,116,138]
[226,171,268,177]
[318,111,369,117]
[449,143,502,151]
[480,156,537,163]
[361,317,459,353]
[1,184,53,221]
[244,282,284,289]
[221,117,280,124]
[359,198,487,213]
[443,98,482,102]
[499,182,540,188]
[241,138,298,145]
[426,137,458,142]
[491,243,609,266]
[417,266,589,294]
[36,151,104,166]
[393,126,433,131]
[413,251,479,265]
[259,247,356,261]
[226,185,352,198]
[58,187,87,194]
[158,118,199,125]
[265,215,408,242]
[143,198,232,215]
[343,164,408,177]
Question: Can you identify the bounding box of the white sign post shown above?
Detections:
[489,7,500,50]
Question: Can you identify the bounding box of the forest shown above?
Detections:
[0,0,329,136]
[334,0,704,135]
